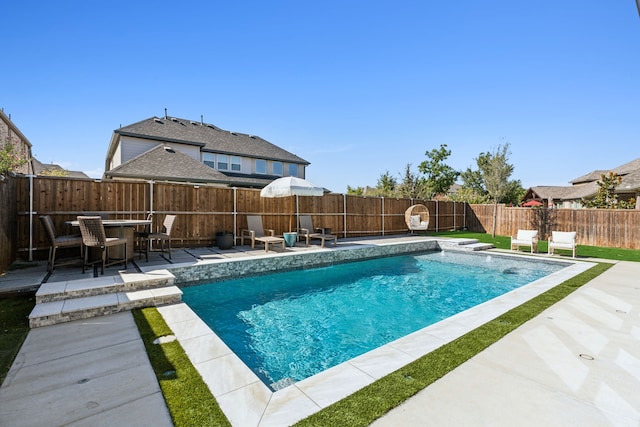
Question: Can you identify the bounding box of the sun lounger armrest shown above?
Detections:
[266,229,275,237]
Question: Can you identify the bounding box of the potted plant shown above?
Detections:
[215,231,234,250]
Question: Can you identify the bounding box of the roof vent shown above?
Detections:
[190,121,199,125]
[249,135,256,139]
[154,118,164,124]
[230,131,237,136]
[163,146,175,153]
[170,117,178,122]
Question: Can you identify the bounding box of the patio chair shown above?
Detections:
[510,229,539,253]
[240,215,285,252]
[77,216,127,274]
[297,215,337,248]
[146,214,176,260]
[134,214,153,262]
[548,231,577,258]
[39,215,83,272]
[404,204,430,234]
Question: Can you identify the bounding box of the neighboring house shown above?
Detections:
[523,157,640,209]
[104,115,311,188]
[32,158,89,179]
[0,108,34,175]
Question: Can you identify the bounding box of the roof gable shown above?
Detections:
[115,116,309,165]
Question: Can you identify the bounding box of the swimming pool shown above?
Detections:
[181,250,565,390]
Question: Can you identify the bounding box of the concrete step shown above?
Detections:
[35,272,175,304]
[29,285,182,328]
[437,238,494,251]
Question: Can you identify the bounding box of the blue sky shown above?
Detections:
[3,1,639,193]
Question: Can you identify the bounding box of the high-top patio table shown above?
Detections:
[68,219,152,261]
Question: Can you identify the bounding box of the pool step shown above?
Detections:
[438,238,494,251]
[29,270,180,328]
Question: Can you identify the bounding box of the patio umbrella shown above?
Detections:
[260,177,324,232]
[522,200,543,207]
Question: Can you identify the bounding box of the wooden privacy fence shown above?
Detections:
[467,204,640,250]
[0,175,18,273]
[15,176,467,261]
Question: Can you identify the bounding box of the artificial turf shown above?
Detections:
[0,294,35,385]
[132,307,232,427]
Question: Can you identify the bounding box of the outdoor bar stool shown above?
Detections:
[144,214,176,260]
[77,216,127,274]
[134,214,153,261]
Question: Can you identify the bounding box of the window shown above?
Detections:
[273,161,283,176]
[231,156,241,172]
[203,153,215,168]
[288,163,298,177]
[217,154,228,170]
[256,159,266,174]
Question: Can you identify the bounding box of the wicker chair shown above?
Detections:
[39,215,83,272]
[145,214,176,259]
[404,204,430,234]
[134,214,153,261]
[77,216,127,274]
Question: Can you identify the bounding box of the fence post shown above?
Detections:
[233,187,237,239]
[343,193,347,238]
[381,197,385,236]
[148,180,154,217]
[435,200,439,232]
[28,174,34,261]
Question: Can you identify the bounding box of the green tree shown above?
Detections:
[375,170,397,197]
[450,186,490,204]
[346,185,364,195]
[0,139,28,175]
[417,144,460,199]
[40,167,70,177]
[396,164,426,198]
[582,172,627,209]
[459,165,487,197]
[479,143,514,237]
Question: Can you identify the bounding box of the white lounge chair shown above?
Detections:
[240,215,285,252]
[297,215,337,248]
[548,231,577,258]
[510,229,538,253]
[404,204,429,234]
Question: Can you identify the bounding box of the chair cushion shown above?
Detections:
[516,230,538,240]
[410,215,421,227]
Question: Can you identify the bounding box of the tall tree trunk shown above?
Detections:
[492,200,498,238]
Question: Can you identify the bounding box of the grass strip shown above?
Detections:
[0,294,35,385]
[294,262,612,426]
[132,307,231,427]
[432,230,640,261]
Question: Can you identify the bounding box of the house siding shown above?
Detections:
[120,136,200,164]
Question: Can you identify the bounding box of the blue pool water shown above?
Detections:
[181,250,565,390]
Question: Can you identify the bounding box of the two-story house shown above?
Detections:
[0,109,34,175]
[523,157,640,209]
[104,115,311,188]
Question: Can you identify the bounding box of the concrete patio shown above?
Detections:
[0,236,638,426]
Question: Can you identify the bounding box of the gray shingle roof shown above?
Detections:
[104,145,278,187]
[32,158,89,179]
[528,183,598,200]
[115,116,309,165]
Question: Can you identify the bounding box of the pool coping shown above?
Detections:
[156,238,595,427]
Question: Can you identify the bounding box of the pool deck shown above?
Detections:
[1,236,639,426]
